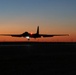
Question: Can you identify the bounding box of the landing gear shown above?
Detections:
[26,36,30,40]
[28,39,30,40]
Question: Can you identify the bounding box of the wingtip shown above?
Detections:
[67,34,69,36]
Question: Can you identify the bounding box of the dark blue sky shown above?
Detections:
[0,0,76,18]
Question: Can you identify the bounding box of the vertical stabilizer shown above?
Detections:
[37,26,39,34]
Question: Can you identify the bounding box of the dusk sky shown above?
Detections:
[0,0,76,42]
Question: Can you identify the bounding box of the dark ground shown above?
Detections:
[0,42,76,75]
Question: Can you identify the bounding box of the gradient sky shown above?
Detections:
[0,0,76,42]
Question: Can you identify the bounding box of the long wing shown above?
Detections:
[0,34,22,37]
[39,34,69,37]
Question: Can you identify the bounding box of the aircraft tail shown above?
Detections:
[36,26,39,34]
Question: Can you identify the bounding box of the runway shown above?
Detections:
[0,42,76,75]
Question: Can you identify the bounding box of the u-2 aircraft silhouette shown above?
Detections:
[0,26,69,40]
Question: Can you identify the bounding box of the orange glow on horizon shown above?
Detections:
[0,18,76,42]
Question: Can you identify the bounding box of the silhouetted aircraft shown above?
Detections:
[0,26,69,40]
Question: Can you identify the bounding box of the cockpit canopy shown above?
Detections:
[22,32,29,36]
